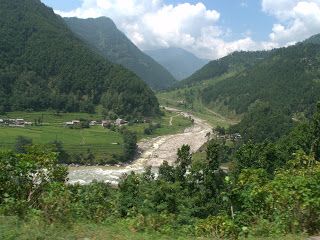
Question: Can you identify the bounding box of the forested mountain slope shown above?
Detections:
[180,50,271,86]
[202,42,320,141]
[304,33,320,45]
[202,43,320,115]
[145,47,208,81]
[0,0,159,117]
[65,17,176,90]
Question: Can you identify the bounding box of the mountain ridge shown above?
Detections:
[65,17,176,90]
[0,0,159,117]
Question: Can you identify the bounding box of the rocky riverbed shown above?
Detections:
[68,108,212,185]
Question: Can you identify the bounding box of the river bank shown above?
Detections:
[68,108,213,185]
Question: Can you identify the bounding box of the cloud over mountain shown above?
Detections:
[263,0,320,46]
[54,0,320,59]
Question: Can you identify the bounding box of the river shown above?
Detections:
[68,108,212,185]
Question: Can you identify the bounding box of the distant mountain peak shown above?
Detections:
[145,48,208,80]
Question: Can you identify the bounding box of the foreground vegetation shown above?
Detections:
[0,110,192,164]
[1,103,319,239]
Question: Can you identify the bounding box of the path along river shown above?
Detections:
[68,107,212,185]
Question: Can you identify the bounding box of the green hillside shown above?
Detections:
[304,33,320,45]
[202,43,320,115]
[200,42,320,141]
[179,50,271,87]
[0,0,159,117]
[65,17,176,90]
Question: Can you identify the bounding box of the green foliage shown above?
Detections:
[65,17,176,90]
[312,102,320,161]
[229,101,294,142]
[0,146,67,216]
[201,43,320,142]
[234,140,285,176]
[1,104,320,239]
[180,50,271,87]
[175,145,192,182]
[122,130,137,162]
[0,0,159,117]
[14,136,32,153]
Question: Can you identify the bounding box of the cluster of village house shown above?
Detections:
[0,117,128,128]
[65,118,128,128]
[0,118,33,127]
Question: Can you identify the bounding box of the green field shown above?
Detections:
[156,73,240,128]
[0,110,192,159]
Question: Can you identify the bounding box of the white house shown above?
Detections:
[90,121,97,126]
[115,118,128,126]
[16,119,25,125]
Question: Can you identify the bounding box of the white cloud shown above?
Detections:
[52,0,320,60]
[54,0,267,59]
[263,0,320,45]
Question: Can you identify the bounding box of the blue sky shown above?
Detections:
[41,0,320,59]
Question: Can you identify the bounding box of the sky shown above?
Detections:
[41,0,320,59]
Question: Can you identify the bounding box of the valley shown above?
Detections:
[68,107,220,184]
[0,109,192,164]
[1,0,320,239]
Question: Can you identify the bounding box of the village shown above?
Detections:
[0,117,129,128]
[0,118,33,127]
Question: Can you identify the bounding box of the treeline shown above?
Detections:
[0,0,159,118]
[1,104,320,239]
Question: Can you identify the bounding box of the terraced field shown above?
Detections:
[0,110,192,160]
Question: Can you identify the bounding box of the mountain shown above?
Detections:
[179,50,272,86]
[64,17,176,90]
[201,42,320,141]
[202,43,320,115]
[304,33,320,45]
[145,47,208,81]
[0,0,159,117]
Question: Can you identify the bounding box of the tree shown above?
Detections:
[14,136,32,154]
[158,161,175,182]
[49,140,70,164]
[312,102,320,161]
[206,140,221,171]
[122,130,137,162]
[0,145,67,216]
[175,145,192,182]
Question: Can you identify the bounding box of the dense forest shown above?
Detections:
[0,0,159,117]
[179,50,272,87]
[65,17,177,90]
[1,103,319,239]
[201,42,320,141]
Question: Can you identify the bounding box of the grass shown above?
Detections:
[0,125,124,158]
[129,109,192,140]
[0,216,196,240]
[157,73,240,129]
[0,110,192,159]
[0,216,308,240]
